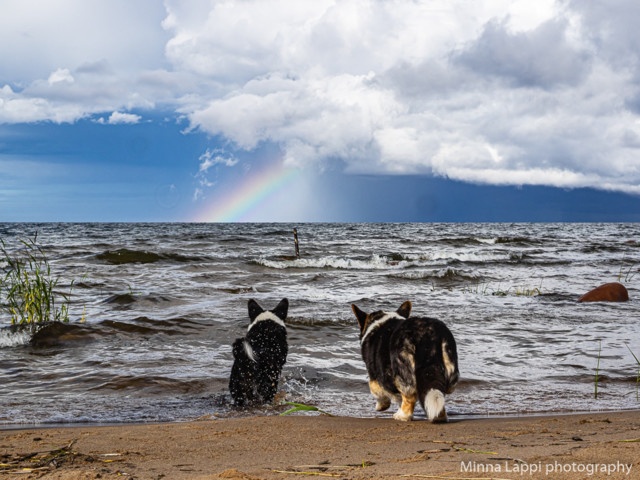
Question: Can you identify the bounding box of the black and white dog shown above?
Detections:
[229,298,289,406]
[351,301,459,422]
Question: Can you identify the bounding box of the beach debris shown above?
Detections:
[400,475,512,480]
[428,439,498,455]
[0,439,126,476]
[273,470,342,477]
[214,468,262,479]
[279,401,333,416]
[578,282,629,302]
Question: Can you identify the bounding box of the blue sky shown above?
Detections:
[2,0,640,222]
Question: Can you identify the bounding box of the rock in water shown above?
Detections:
[578,282,629,302]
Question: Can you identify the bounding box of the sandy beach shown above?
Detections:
[2,410,639,479]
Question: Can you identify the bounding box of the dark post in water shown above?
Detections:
[293,228,300,260]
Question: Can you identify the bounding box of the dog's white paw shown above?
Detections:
[393,409,413,421]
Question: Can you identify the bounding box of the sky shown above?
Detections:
[2,0,640,222]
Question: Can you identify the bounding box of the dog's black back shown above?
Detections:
[229,298,288,406]
[362,317,457,397]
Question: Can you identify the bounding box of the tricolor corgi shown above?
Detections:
[229,298,289,406]
[351,301,459,422]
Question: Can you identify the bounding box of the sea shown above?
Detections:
[1,222,639,426]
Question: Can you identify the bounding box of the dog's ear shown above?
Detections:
[272,298,289,321]
[351,304,368,330]
[397,300,412,319]
[248,299,264,322]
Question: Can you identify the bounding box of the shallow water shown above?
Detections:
[1,223,640,425]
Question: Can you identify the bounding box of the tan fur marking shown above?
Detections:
[369,380,385,397]
[400,341,416,371]
[369,380,392,411]
[442,341,456,377]
[400,393,416,416]
[393,392,417,421]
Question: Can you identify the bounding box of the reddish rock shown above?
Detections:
[578,282,629,302]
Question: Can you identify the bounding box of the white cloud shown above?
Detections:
[198,149,238,172]
[193,148,238,200]
[4,0,640,196]
[106,111,141,124]
[47,68,74,85]
[170,0,640,194]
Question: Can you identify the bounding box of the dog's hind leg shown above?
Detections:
[391,346,419,421]
[393,391,417,421]
[369,380,392,411]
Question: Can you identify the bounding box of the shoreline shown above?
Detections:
[2,410,639,479]
[2,407,639,431]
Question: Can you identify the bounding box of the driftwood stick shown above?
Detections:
[293,228,300,259]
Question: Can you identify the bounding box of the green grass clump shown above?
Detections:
[280,402,333,416]
[0,234,82,325]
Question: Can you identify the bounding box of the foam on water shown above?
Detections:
[0,328,31,348]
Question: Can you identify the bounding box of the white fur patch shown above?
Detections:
[243,340,256,362]
[247,311,286,332]
[393,409,412,421]
[442,341,456,377]
[360,312,403,345]
[426,389,446,422]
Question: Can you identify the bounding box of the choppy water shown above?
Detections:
[1,223,640,426]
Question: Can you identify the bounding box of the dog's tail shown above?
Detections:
[232,338,257,363]
[417,338,459,422]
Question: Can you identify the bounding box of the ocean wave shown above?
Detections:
[88,375,208,394]
[0,326,32,348]
[389,267,481,282]
[95,248,204,265]
[30,322,97,347]
[286,316,356,328]
[252,254,398,270]
[253,251,511,270]
[437,236,537,246]
[0,323,98,348]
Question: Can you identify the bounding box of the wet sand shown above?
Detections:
[2,411,639,479]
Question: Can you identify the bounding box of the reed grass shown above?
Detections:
[0,234,82,325]
[625,344,640,401]
[462,280,543,297]
[617,265,637,283]
[594,340,602,399]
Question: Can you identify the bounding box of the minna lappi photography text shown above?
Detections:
[461,461,633,476]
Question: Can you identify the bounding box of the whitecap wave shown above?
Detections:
[0,327,32,348]
[475,237,498,245]
[254,254,403,270]
[254,251,509,270]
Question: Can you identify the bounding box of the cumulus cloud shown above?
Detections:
[105,111,142,124]
[193,148,239,199]
[47,68,74,85]
[166,0,640,194]
[4,0,640,195]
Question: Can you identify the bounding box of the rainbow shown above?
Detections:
[193,165,302,222]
